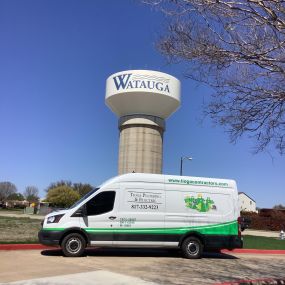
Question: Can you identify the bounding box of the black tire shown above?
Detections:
[61,233,86,257]
[181,236,203,259]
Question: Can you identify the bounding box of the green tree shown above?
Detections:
[46,180,94,198]
[73,183,93,197]
[46,186,80,208]
[24,186,39,203]
[46,180,72,192]
[0,182,17,202]
[7,193,24,201]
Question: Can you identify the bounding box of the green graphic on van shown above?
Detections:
[184,194,216,212]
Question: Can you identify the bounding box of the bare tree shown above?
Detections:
[24,186,39,203]
[273,204,285,210]
[0,182,17,202]
[146,0,285,154]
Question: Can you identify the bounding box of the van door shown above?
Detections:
[79,189,119,246]
[113,183,165,247]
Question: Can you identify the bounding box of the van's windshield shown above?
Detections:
[69,187,100,209]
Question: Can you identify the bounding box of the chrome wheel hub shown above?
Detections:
[66,238,81,254]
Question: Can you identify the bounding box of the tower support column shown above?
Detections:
[118,114,165,175]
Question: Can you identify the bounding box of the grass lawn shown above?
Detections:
[0,216,41,244]
[243,235,285,250]
[0,208,24,215]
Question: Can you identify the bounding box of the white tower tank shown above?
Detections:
[105,70,181,174]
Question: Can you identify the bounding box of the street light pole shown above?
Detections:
[180,156,193,176]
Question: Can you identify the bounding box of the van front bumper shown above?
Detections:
[38,229,63,246]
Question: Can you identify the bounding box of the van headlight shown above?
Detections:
[47,214,64,224]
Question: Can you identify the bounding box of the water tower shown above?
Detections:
[105,70,181,175]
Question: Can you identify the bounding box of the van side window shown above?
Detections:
[86,191,116,216]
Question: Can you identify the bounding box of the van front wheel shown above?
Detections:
[181,237,203,259]
[61,233,86,257]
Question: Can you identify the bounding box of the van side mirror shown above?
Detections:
[71,204,87,217]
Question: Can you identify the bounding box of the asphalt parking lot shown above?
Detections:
[0,248,285,285]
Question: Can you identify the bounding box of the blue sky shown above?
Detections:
[0,0,284,208]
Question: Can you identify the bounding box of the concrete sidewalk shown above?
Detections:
[242,229,281,238]
[0,213,44,220]
[0,271,157,285]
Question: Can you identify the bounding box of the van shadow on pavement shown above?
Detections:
[41,248,238,259]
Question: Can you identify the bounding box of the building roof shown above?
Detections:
[238,192,256,203]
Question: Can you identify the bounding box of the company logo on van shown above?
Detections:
[184,194,216,212]
[113,73,170,93]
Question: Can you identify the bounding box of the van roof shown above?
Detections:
[100,173,237,189]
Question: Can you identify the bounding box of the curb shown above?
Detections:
[221,249,285,255]
[0,244,285,254]
[0,244,56,250]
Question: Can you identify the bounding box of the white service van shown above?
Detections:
[38,173,243,258]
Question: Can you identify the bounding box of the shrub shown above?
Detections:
[241,210,285,231]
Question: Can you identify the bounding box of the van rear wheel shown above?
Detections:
[181,237,203,259]
[61,233,86,257]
